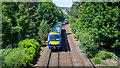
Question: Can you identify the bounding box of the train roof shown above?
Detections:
[65,19,68,20]
[50,22,62,34]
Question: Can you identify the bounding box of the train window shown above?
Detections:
[49,35,60,41]
[65,20,68,21]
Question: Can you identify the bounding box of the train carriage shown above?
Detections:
[48,22,62,50]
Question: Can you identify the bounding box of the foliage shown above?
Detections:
[79,31,98,57]
[1,49,12,58]
[92,57,101,64]
[69,2,120,57]
[1,2,66,67]
[2,15,13,48]
[18,38,40,50]
[38,20,51,42]
[96,51,113,60]
[2,38,42,67]
[2,47,35,67]
[2,2,65,48]
[2,3,29,48]
[70,23,77,33]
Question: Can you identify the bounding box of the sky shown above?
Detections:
[52,0,73,7]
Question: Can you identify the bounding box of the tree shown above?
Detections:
[2,2,66,47]
[69,2,120,57]
[38,20,50,43]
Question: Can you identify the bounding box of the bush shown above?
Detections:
[2,39,42,68]
[105,52,113,58]
[70,23,76,33]
[18,38,40,50]
[92,57,101,64]
[79,31,98,57]
[96,51,113,60]
[2,47,34,67]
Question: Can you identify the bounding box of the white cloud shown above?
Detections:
[52,0,73,7]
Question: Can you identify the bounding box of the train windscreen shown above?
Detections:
[49,35,60,41]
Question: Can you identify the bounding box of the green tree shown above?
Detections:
[2,3,29,47]
[38,20,50,43]
[2,2,66,48]
[69,2,120,57]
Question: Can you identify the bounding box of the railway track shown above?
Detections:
[47,51,59,67]
[35,24,95,68]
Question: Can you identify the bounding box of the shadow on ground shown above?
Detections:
[32,48,42,65]
[66,33,72,35]
[60,29,71,52]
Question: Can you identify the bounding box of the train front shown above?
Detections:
[64,19,69,24]
[48,32,61,49]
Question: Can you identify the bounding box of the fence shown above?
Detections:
[0,44,12,56]
[112,54,120,66]
[0,44,12,67]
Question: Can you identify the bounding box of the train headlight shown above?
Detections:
[58,42,60,44]
[49,42,51,44]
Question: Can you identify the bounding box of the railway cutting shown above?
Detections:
[34,24,94,68]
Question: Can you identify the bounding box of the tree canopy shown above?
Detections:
[68,2,120,57]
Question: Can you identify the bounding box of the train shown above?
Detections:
[64,19,69,24]
[48,22,62,50]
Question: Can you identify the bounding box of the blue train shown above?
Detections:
[48,22,62,50]
[64,19,69,24]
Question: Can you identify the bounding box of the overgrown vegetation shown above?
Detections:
[2,39,42,67]
[96,51,113,60]
[1,2,66,67]
[92,57,101,64]
[68,2,120,58]
[38,20,51,43]
[92,51,113,65]
[2,2,66,48]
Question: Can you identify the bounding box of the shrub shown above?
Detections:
[92,57,101,64]
[18,38,40,50]
[2,49,12,58]
[70,23,77,33]
[79,31,98,57]
[105,52,113,58]
[25,47,36,57]
[2,47,34,67]
[2,39,42,67]
[96,51,113,60]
